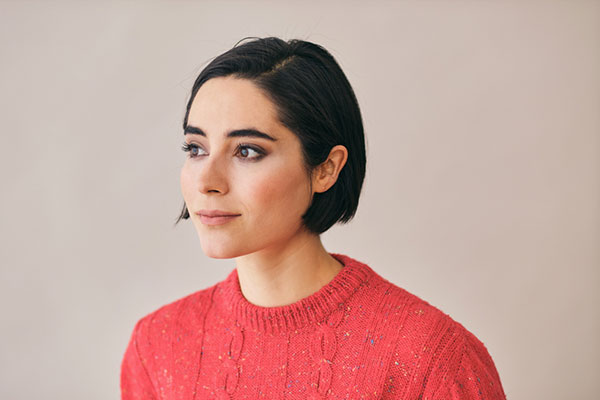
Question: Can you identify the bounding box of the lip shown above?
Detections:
[195,209,241,226]
[196,209,241,217]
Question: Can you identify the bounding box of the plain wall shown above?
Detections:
[1,1,598,399]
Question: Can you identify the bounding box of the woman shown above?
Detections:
[121,37,506,399]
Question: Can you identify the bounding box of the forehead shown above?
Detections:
[188,76,281,132]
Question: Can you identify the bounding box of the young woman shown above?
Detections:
[121,37,506,399]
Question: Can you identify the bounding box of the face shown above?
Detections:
[180,76,315,259]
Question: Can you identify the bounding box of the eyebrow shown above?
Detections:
[184,125,278,141]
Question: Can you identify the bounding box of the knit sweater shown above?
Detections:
[121,253,506,399]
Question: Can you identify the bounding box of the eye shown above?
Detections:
[181,142,207,158]
[235,144,266,161]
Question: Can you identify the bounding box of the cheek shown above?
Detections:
[243,165,311,220]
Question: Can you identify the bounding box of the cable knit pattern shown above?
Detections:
[309,305,345,399]
[213,323,244,399]
[121,253,506,399]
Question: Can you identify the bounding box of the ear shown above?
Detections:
[312,145,348,194]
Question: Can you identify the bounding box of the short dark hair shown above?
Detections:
[175,36,366,234]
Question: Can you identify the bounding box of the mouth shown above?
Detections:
[195,210,241,226]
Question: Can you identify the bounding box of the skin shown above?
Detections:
[180,76,349,307]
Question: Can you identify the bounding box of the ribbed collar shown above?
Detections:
[212,253,375,334]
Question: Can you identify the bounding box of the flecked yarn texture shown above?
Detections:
[121,253,506,399]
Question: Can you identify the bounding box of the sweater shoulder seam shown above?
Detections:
[132,316,160,399]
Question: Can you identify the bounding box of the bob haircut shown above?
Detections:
[175,36,366,235]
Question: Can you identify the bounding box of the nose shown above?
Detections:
[197,153,229,195]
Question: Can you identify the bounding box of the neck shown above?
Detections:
[234,229,343,307]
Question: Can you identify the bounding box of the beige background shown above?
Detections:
[1,1,598,399]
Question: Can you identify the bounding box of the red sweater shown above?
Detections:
[121,253,506,399]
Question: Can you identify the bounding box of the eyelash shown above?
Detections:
[181,142,266,161]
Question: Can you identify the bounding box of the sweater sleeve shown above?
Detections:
[120,316,159,400]
[432,325,506,400]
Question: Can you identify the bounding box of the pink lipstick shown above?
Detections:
[196,210,241,226]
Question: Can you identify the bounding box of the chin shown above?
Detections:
[200,240,246,259]
[203,251,237,260]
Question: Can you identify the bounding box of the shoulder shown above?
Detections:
[129,282,218,355]
[364,268,488,346]
[363,269,458,338]
[447,323,506,399]
[376,280,506,399]
[121,282,219,398]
